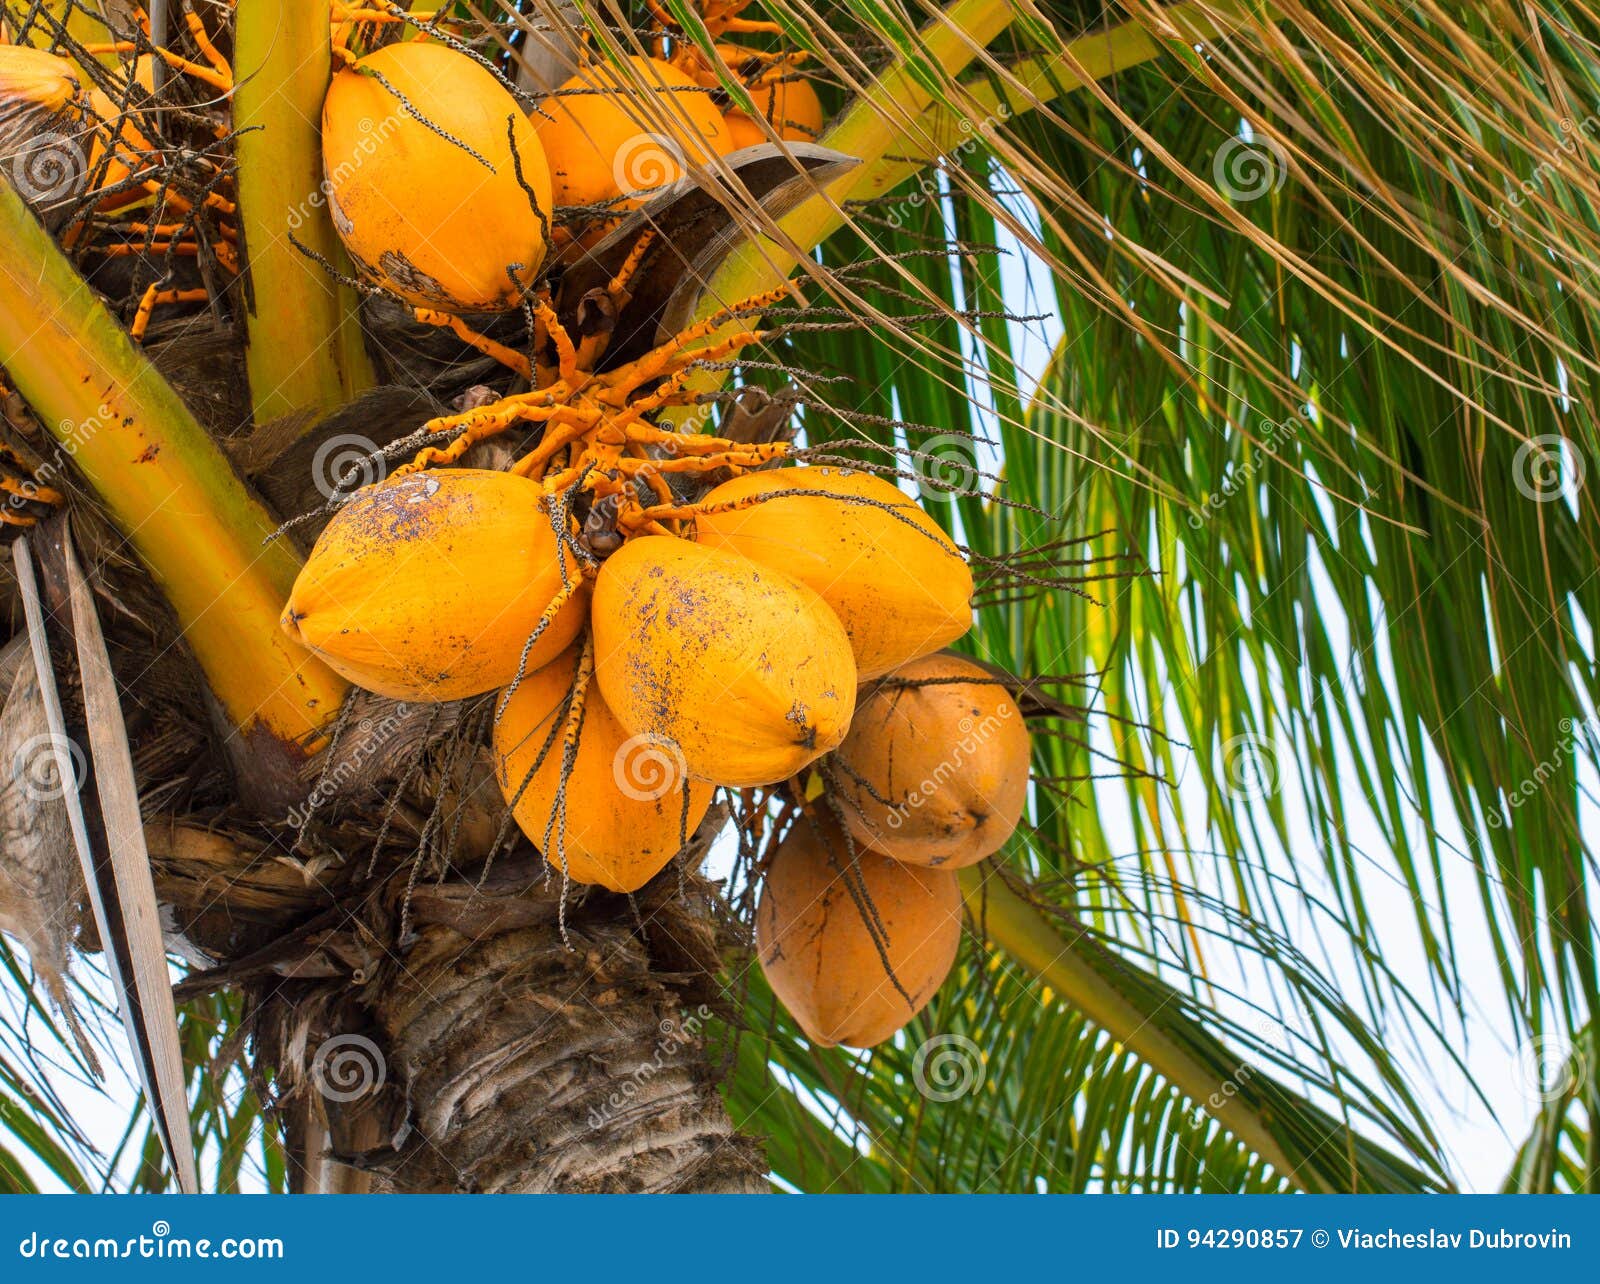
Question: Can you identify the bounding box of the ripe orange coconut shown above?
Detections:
[723,73,824,149]
[322,41,552,311]
[282,469,587,701]
[694,466,973,680]
[494,640,713,893]
[534,55,729,210]
[831,653,1030,867]
[591,536,856,787]
[757,815,962,1048]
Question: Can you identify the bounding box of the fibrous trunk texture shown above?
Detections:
[248,848,766,1194]
[372,916,763,1192]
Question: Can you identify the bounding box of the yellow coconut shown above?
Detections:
[282,469,586,701]
[0,46,77,113]
[724,73,824,149]
[534,55,729,211]
[493,640,713,893]
[694,466,973,680]
[322,41,552,311]
[591,536,856,788]
[756,814,962,1048]
[832,653,1030,867]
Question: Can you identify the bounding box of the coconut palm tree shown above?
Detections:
[0,0,1596,1194]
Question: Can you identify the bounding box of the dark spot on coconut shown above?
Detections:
[787,701,816,749]
[378,249,450,306]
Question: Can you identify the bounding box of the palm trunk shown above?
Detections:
[216,824,766,1194]
[366,885,764,1192]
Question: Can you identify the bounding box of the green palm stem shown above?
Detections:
[0,179,348,784]
[233,0,374,426]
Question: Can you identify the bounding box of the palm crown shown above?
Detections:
[0,0,1594,1194]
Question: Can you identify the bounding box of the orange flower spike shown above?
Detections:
[182,7,233,83]
[414,309,534,381]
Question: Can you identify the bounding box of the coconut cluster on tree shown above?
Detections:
[0,0,1488,1200]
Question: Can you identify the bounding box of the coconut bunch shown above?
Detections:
[278,27,1031,1052]
[281,459,981,880]
[317,3,828,272]
[530,0,824,246]
[652,0,826,149]
[283,458,1012,1050]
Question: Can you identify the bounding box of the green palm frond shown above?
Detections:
[730,955,1290,1193]
[1502,1025,1597,1192]
[715,0,1600,1193]
[0,940,98,1193]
